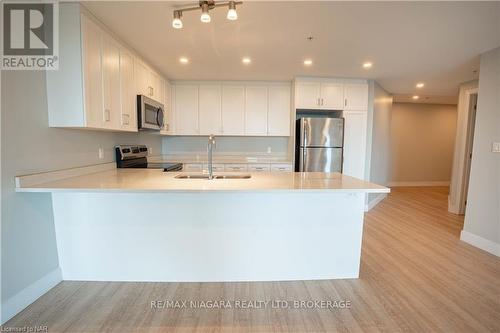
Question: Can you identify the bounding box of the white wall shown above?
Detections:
[162,136,289,155]
[367,83,392,208]
[390,102,457,185]
[461,47,500,256]
[1,71,162,323]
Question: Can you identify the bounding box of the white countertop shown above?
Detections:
[149,154,292,164]
[16,169,390,193]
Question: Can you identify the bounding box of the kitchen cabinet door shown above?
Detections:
[221,85,245,135]
[343,111,367,179]
[134,60,149,97]
[102,35,121,130]
[295,82,320,109]
[150,70,162,101]
[268,85,291,136]
[245,85,268,135]
[119,48,137,131]
[81,15,103,128]
[161,80,174,134]
[174,85,199,135]
[199,85,222,135]
[320,83,344,110]
[344,83,368,111]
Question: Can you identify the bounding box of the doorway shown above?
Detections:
[460,93,477,213]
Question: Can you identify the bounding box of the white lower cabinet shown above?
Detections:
[224,164,248,172]
[248,164,271,172]
[342,111,367,179]
[182,163,203,172]
[202,164,225,172]
[271,163,293,172]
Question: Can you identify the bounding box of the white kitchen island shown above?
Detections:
[16,169,389,282]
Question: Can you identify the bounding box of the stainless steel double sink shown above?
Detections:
[175,174,252,180]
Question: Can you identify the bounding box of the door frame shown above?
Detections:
[448,82,479,214]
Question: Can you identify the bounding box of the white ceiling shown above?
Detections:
[82,1,500,101]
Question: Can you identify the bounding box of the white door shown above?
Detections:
[343,111,367,179]
[81,15,103,129]
[344,84,369,110]
[245,85,268,135]
[174,85,199,135]
[268,85,291,136]
[199,85,222,135]
[101,35,121,130]
[119,48,136,131]
[221,85,245,135]
[320,83,344,110]
[295,82,320,109]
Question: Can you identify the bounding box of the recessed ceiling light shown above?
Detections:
[412,95,419,100]
[304,59,313,66]
[363,62,373,69]
[416,82,425,88]
[179,57,189,64]
[242,57,251,65]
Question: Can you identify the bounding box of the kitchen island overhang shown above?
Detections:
[16,169,389,282]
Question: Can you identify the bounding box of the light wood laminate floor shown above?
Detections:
[4,187,500,332]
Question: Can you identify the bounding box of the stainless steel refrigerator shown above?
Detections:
[295,117,344,172]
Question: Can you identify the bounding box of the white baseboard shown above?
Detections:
[1,267,62,324]
[365,193,387,211]
[460,230,500,257]
[389,181,450,187]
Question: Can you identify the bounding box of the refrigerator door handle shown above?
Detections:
[302,148,307,171]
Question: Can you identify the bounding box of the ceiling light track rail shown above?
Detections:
[172,0,242,29]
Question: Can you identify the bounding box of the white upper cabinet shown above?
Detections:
[294,79,367,111]
[295,82,321,109]
[101,35,121,130]
[344,83,369,110]
[174,85,199,135]
[80,14,103,129]
[245,85,268,136]
[47,4,168,132]
[170,82,291,136]
[221,85,245,135]
[320,83,344,110]
[199,85,222,135]
[268,85,291,136]
[119,48,137,131]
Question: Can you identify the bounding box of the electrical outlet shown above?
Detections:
[267,146,272,154]
[149,147,153,155]
[492,142,500,153]
[98,147,104,160]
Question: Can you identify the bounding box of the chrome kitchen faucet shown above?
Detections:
[207,134,216,180]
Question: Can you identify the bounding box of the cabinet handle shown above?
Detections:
[317,98,320,106]
[104,109,111,122]
[344,98,347,107]
[321,98,324,106]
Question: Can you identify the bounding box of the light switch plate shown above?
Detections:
[98,147,104,159]
[492,142,500,153]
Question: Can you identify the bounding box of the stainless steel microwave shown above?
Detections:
[137,95,164,131]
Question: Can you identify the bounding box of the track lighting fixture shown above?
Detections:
[171,0,242,29]
[172,10,183,29]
